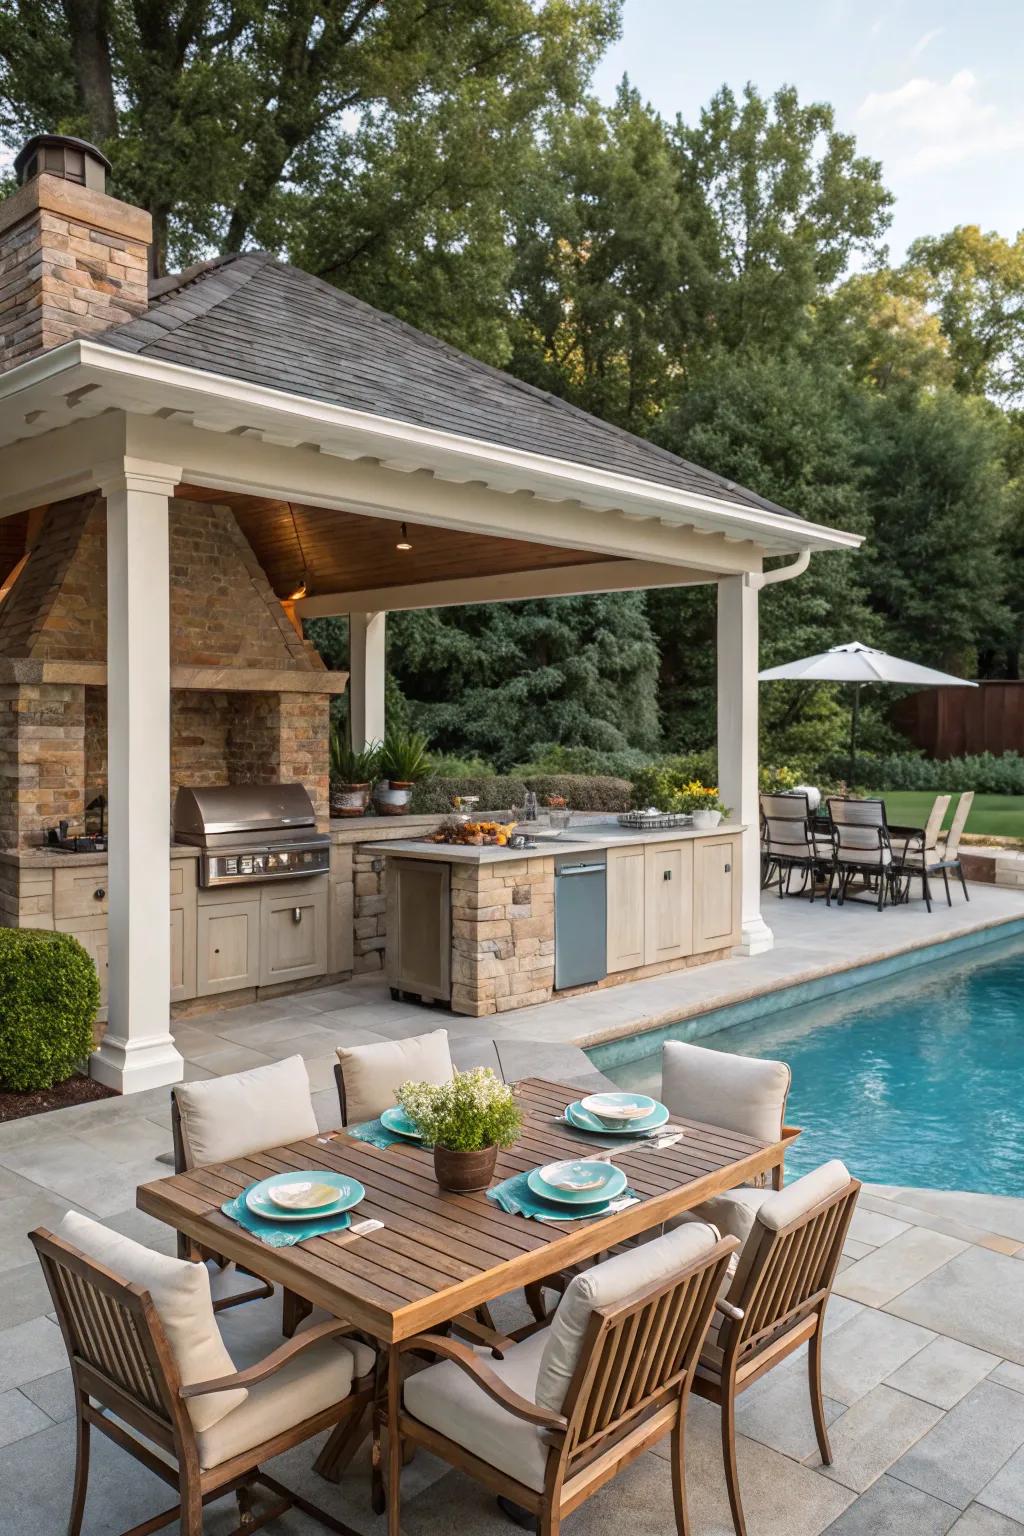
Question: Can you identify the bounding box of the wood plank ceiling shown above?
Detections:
[176,485,614,601]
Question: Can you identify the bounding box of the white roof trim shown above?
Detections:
[0,340,863,555]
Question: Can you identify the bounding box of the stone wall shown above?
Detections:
[0,682,84,847]
[351,845,387,973]
[450,857,555,1016]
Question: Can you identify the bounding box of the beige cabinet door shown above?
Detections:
[643,841,693,965]
[53,867,108,920]
[606,845,646,972]
[57,915,109,1007]
[259,886,328,987]
[197,900,261,995]
[169,861,197,1003]
[693,835,741,953]
[386,859,451,1000]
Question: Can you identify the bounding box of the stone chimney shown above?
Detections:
[0,134,151,372]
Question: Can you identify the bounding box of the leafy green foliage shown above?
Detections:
[522,775,631,811]
[379,728,432,784]
[410,776,529,814]
[329,728,381,786]
[829,751,1024,795]
[398,1068,522,1152]
[0,930,100,1092]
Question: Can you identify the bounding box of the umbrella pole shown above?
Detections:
[848,681,861,787]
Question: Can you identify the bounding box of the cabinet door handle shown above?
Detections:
[292,907,302,923]
[663,870,672,880]
[724,863,732,873]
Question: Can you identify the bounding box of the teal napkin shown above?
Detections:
[346,1117,433,1150]
[222,1186,352,1248]
[487,1171,640,1223]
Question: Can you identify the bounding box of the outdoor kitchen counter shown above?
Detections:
[363,819,746,862]
[372,821,745,1017]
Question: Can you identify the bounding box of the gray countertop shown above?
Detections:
[364,819,745,864]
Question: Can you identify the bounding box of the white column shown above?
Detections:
[91,460,184,1093]
[348,611,387,748]
[717,573,774,956]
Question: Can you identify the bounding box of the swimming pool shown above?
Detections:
[599,931,1024,1197]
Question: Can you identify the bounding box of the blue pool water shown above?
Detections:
[603,933,1024,1196]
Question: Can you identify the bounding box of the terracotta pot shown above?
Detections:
[433,1143,498,1193]
[331,783,371,818]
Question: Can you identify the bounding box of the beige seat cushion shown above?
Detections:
[403,1329,551,1492]
[754,1160,851,1233]
[58,1211,245,1434]
[534,1220,719,1412]
[197,1335,366,1469]
[661,1040,791,1144]
[673,1188,770,1251]
[336,1029,453,1124]
[173,1055,318,1168]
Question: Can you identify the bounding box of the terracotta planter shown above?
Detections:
[433,1143,498,1193]
[374,781,414,816]
[331,783,371,818]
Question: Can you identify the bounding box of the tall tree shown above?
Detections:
[0,0,620,276]
[903,226,1024,405]
[387,593,661,769]
[676,83,893,352]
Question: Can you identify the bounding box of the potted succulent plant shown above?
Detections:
[374,728,432,815]
[397,1068,523,1191]
[329,729,382,817]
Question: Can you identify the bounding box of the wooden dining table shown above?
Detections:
[138,1076,799,1533]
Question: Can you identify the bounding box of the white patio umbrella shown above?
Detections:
[758,641,977,783]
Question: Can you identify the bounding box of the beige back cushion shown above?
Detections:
[661,1040,791,1143]
[534,1220,719,1413]
[336,1029,454,1124]
[173,1055,318,1168]
[729,1159,852,1300]
[57,1210,245,1434]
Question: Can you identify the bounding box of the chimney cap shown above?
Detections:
[14,134,112,191]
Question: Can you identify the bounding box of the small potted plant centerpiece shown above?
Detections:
[546,793,572,833]
[397,1068,523,1191]
[374,728,432,815]
[329,729,381,818]
[676,780,730,829]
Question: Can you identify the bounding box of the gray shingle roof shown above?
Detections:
[97,252,798,520]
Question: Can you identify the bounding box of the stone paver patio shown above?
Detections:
[1,890,1023,1533]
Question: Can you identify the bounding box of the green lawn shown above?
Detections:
[869,790,1024,840]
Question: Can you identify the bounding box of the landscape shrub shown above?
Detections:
[523,775,632,812]
[630,751,718,809]
[0,929,100,1092]
[822,750,1024,795]
[410,776,529,813]
[511,742,659,778]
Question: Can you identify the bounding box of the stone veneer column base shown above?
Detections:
[450,857,555,1016]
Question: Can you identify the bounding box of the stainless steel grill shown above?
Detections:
[173,783,331,888]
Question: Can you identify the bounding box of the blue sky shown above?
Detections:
[593,0,1024,259]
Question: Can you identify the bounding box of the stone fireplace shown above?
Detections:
[0,492,337,850]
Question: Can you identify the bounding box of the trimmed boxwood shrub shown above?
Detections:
[524,775,632,812]
[410,776,530,814]
[0,929,100,1092]
[821,750,1024,795]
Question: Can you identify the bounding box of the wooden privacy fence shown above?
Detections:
[894,682,1024,759]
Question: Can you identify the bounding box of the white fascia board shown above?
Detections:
[0,341,863,556]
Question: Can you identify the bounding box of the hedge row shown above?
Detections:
[409,774,633,814]
[822,750,1024,795]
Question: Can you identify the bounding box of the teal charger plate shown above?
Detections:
[526,1160,627,1207]
[245,1169,365,1222]
[565,1099,670,1135]
[379,1106,423,1140]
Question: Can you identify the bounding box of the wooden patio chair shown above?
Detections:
[692,1161,861,1536]
[171,1054,320,1336]
[825,796,902,910]
[894,793,952,911]
[391,1221,737,1536]
[333,1027,453,1125]
[759,792,834,902]
[31,1212,375,1536]
[937,790,974,901]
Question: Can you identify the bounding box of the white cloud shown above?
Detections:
[909,27,943,59]
[857,69,1024,172]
